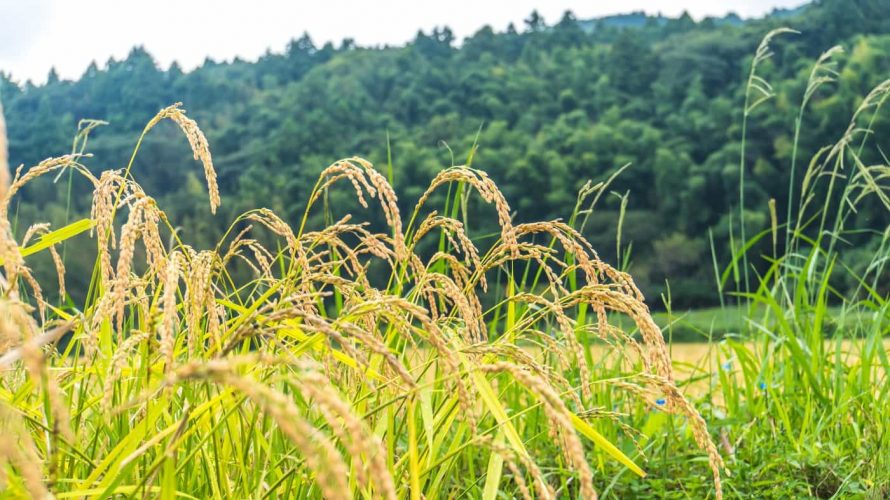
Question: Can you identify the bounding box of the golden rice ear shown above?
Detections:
[146,103,220,214]
[308,158,407,261]
[160,251,182,372]
[416,166,518,253]
[295,371,397,499]
[640,373,725,497]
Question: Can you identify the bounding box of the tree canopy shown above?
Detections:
[2,0,889,307]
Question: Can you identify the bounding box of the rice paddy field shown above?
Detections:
[0,30,888,499]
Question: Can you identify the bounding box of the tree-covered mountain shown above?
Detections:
[2,0,889,307]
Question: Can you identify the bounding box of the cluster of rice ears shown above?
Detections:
[0,102,724,498]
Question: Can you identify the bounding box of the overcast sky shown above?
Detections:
[1,0,806,84]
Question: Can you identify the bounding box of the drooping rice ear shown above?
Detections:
[146,103,220,214]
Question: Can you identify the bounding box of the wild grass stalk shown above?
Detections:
[739,27,797,297]
[692,39,890,498]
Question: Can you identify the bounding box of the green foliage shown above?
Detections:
[3,0,890,306]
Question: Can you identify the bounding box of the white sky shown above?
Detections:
[1,0,806,84]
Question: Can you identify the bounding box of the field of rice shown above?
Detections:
[0,29,888,499]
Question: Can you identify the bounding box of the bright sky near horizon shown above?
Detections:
[1,0,806,84]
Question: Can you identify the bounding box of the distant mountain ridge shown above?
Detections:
[578,3,810,31]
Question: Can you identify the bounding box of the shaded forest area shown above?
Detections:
[2,0,889,307]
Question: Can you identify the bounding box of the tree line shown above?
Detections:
[1,0,889,307]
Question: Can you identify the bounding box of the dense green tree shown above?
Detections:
[2,0,889,307]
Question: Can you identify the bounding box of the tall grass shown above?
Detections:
[687,32,890,498]
[0,102,723,498]
[738,28,798,297]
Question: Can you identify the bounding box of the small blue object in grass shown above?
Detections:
[721,361,732,370]
[655,398,666,406]
[758,381,767,390]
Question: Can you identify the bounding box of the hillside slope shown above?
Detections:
[1,0,889,306]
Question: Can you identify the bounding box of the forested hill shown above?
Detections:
[2,0,890,307]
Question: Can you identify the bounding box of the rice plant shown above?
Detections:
[0,103,723,498]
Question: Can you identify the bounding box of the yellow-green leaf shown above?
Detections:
[4,218,95,265]
[570,412,646,478]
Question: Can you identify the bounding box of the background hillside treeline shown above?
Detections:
[1,0,889,307]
